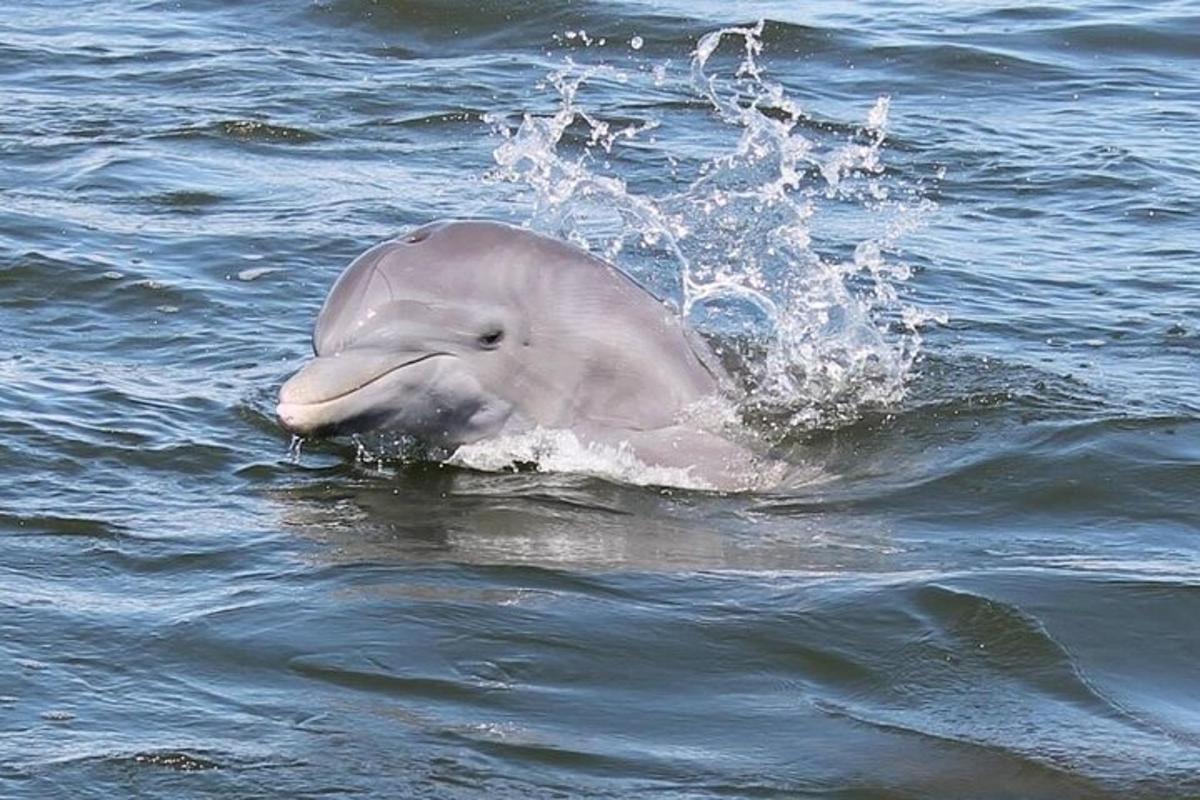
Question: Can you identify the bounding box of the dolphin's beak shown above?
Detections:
[276,350,443,436]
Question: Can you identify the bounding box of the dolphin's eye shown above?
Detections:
[478,328,504,349]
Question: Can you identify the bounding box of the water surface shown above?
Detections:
[2,1,1199,797]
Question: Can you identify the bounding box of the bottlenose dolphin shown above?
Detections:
[277,220,766,489]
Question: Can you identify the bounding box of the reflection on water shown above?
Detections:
[274,465,900,572]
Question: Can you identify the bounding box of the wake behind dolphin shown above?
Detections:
[278,220,774,490]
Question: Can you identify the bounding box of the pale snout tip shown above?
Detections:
[276,401,313,437]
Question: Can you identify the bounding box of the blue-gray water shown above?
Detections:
[2,1,1199,797]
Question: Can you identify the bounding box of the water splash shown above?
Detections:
[449,429,716,490]
[486,21,943,438]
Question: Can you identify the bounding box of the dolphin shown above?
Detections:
[277,220,768,489]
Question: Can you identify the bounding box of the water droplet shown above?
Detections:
[485,20,937,434]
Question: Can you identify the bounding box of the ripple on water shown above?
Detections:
[209,119,326,144]
[146,189,226,209]
[1,1,1198,798]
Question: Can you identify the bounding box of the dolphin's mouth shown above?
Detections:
[276,351,449,436]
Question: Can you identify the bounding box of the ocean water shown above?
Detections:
[2,1,1199,797]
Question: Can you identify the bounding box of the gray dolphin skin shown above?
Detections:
[277,220,763,488]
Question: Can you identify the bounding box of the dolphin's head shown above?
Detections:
[278,219,726,451]
[277,221,533,444]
